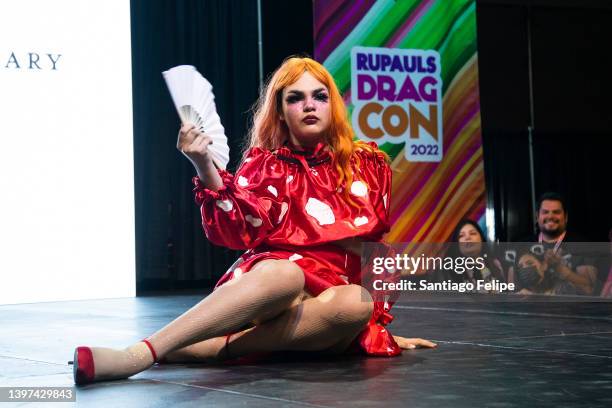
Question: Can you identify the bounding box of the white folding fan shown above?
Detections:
[162,65,230,170]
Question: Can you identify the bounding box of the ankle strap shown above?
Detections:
[142,339,158,362]
[224,334,232,360]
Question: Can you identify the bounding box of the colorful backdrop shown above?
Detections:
[314,0,485,243]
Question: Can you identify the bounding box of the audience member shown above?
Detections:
[445,219,505,291]
[515,245,577,295]
[516,192,597,295]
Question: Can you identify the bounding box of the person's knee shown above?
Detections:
[323,284,373,327]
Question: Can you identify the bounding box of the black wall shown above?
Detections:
[261,0,314,78]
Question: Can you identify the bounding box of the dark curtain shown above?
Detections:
[477,4,534,241]
[529,6,612,241]
[130,0,259,292]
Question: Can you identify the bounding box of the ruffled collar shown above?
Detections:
[275,141,332,167]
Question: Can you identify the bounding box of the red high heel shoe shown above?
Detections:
[72,340,157,385]
[73,347,95,385]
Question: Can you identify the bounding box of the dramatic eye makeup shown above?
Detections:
[285,88,329,104]
[286,92,304,104]
[313,89,329,102]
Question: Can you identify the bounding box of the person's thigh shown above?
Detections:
[239,259,310,325]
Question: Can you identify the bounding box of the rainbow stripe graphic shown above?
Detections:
[315,0,485,243]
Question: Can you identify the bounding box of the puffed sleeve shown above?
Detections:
[355,143,392,237]
[373,151,391,229]
[192,148,287,250]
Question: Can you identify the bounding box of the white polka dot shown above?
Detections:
[267,185,278,197]
[311,169,318,176]
[277,202,288,224]
[245,214,263,227]
[216,199,233,212]
[340,275,349,283]
[305,197,335,225]
[288,253,303,262]
[354,216,369,227]
[237,176,248,187]
[383,194,388,209]
[233,268,243,278]
[337,187,343,193]
[287,175,294,183]
[244,157,253,163]
[350,180,368,197]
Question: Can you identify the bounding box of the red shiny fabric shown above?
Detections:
[193,142,400,357]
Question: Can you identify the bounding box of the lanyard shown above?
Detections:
[539,231,566,254]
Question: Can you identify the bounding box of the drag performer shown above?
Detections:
[73,57,435,385]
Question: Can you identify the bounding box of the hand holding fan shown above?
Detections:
[162,65,230,170]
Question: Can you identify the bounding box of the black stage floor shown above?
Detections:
[2,293,612,407]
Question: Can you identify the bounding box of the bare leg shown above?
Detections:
[80,260,305,382]
[163,284,373,363]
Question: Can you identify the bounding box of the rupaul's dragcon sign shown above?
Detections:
[351,46,443,162]
[315,0,485,243]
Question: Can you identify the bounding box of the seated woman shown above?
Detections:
[444,219,505,291]
[72,57,435,385]
[515,245,577,295]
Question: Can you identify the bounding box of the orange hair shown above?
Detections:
[246,56,387,206]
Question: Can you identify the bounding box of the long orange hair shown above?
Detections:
[246,56,387,205]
